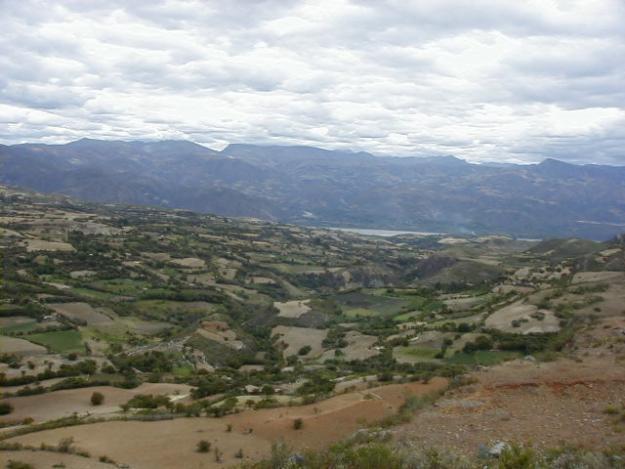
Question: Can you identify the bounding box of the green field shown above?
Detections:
[0,320,38,335]
[344,307,378,318]
[335,291,412,318]
[393,310,421,322]
[26,329,84,353]
[89,278,152,295]
[393,346,441,363]
[268,263,329,274]
[71,286,118,300]
[446,350,521,366]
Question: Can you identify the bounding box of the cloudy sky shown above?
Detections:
[1,0,624,163]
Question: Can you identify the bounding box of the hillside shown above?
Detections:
[2,139,625,239]
[2,186,625,467]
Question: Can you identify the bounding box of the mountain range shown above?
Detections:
[1,138,625,239]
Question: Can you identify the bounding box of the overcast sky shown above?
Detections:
[1,0,624,163]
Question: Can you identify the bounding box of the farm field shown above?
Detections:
[6,379,448,469]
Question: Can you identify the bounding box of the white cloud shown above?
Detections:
[1,0,624,163]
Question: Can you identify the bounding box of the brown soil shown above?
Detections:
[0,450,112,468]
[5,379,448,469]
[1,383,192,425]
[395,317,625,455]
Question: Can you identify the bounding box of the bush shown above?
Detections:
[126,394,170,409]
[214,446,223,463]
[197,440,211,453]
[293,418,303,430]
[498,444,537,469]
[90,391,104,406]
[57,437,75,453]
[7,461,34,469]
[0,402,14,415]
[463,335,493,353]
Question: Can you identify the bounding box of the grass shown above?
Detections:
[173,365,194,378]
[446,350,520,366]
[133,299,215,322]
[344,307,378,318]
[335,291,411,318]
[393,311,421,322]
[0,320,38,335]
[394,346,441,363]
[25,330,83,353]
[71,287,117,301]
[269,263,328,274]
[88,278,151,295]
[378,388,448,428]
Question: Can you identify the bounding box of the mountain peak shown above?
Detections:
[538,158,572,167]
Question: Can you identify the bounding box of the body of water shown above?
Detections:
[326,227,441,237]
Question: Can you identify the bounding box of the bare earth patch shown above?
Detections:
[485,300,560,334]
[0,451,112,469]
[1,383,192,425]
[49,302,113,326]
[169,257,206,268]
[571,271,624,284]
[274,300,311,318]
[397,357,625,456]
[272,326,328,358]
[22,239,75,252]
[0,336,47,356]
[321,331,379,361]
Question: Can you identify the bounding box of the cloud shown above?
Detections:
[1,0,624,163]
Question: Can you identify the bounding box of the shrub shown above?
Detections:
[0,402,14,415]
[498,444,537,469]
[214,446,223,463]
[463,335,493,353]
[90,391,104,406]
[7,461,34,469]
[126,394,170,409]
[57,437,75,453]
[197,440,211,453]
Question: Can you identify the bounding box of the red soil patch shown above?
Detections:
[396,357,625,455]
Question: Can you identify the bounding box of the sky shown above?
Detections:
[1,0,624,164]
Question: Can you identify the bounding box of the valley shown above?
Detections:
[1,185,624,467]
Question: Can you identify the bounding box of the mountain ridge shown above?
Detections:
[2,138,625,239]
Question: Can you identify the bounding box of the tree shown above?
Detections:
[90,391,104,406]
[298,345,312,356]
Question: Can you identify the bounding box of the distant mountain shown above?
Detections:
[2,139,625,239]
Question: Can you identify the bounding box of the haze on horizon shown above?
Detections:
[1,0,624,164]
